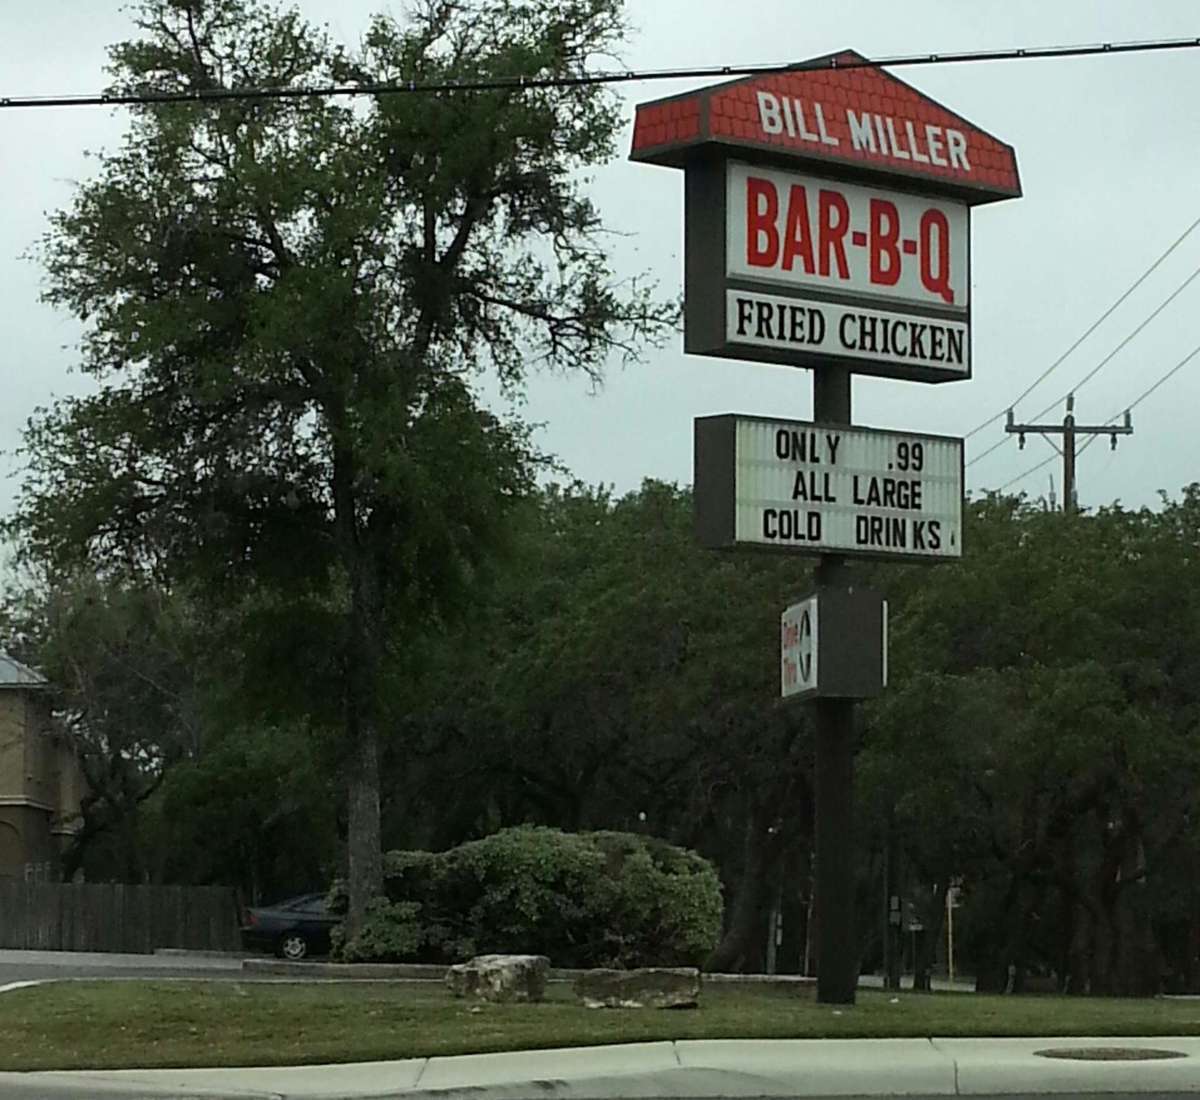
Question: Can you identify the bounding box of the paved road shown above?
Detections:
[0,948,248,987]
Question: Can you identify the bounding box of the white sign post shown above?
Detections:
[695,415,963,561]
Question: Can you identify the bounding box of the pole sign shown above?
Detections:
[695,415,963,561]
[782,590,888,701]
[630,49,1020,383]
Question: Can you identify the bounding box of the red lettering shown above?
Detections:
[818,190,850,278]
[746,177,779,267]
[920,209,955,304]
[781,185,815,274]
[869,198,901,286]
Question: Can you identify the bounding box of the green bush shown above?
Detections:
[335,826,722,967]
[331,898,424,962]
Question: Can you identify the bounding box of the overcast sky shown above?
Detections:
[3,1,1199,519]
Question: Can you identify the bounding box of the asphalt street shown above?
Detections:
[0,947,248,987]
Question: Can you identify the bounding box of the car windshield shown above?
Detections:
[287,895,327,913]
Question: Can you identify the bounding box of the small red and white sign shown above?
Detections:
[781,597,818,698]
[727,162,969,312]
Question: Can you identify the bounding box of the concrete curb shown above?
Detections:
[239,958,819,986]
[0,980,47,996]
[10,1037,1200,1098]
[241,959,447,980]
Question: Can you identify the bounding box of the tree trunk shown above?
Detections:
[343,555,385,937]
[346,715,382,936]
[911,881,948,992]
[705,805,783,973]
[1112,821,1159,997]
[1066,899,1092,994]
[332,438,385,939]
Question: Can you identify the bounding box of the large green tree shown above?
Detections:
[10,0,674,930]
[860,489,1200,994]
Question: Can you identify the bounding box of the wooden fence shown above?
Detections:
[0,883,241,953]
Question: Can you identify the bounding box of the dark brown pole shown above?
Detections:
[1006,396,1131,514]
[813,365,857,1005]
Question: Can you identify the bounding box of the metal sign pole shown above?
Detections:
[812,365,857,1005]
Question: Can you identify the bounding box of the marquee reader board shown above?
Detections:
[695,414,963,562]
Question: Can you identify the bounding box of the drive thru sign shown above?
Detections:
[781,591,888,701]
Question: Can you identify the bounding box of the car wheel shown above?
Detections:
[279,933,309,961]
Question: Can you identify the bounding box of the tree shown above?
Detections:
[859,489,1200,995]
[385,481,821,971]
[0,573,205,881]
[9,0,675,932]
[146,722,338,902]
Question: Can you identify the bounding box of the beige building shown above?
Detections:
[0,655,84,882]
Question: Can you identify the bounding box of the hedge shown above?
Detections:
[333,825,722,968]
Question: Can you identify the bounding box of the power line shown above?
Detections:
[991,341,1200,496]
[994,451,1057,493]
[1,36,1199,110]
[962,213,1200,443]
[992,433,1103,494]
[967,256,1200,468]
[1103,340,1200,422]
[1023,262,1200,424]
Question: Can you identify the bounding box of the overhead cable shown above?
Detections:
[0,36,1199,110]
[967,259,1200,468]
[1022,263,1200,423]
[1104,341,1200,422]
[991,433,1103,494]
[963,213,1200,443]
[989,341,1200,497]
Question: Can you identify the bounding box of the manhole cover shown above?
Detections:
[1034,1047,1187,1062]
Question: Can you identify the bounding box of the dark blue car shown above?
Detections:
[240,893,338,960]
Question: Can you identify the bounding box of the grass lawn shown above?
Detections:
[5,980,1200,1072]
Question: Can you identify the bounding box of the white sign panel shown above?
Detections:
[734,418,963,559]
[781,597,818,698]
[726,289,968,377]
[726,161,970,314]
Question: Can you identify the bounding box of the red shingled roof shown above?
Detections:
[631,50,1020,205]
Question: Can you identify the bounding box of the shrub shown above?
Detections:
[332,898,424,962]
[335,826,722,967]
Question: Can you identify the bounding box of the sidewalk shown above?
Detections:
[5,1037,1200,1098]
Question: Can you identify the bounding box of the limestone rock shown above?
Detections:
[445,953,549,1003]
[574,967,701,1009]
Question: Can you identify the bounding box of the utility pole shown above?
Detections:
[1006,396,1133,511]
